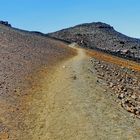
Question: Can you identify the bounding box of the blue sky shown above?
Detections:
[0,0,140,38]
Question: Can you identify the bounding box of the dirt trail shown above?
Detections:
[20,47,140,140]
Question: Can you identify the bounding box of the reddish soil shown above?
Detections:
[86,49,140,72]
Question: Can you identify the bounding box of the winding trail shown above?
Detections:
[21,47,140,140]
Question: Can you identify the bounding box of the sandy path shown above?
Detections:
[20,47,140,140]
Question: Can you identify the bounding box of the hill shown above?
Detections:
[48,22,140,61]
[0,21,76,95]
[0,21,76,139]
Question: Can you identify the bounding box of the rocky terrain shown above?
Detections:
[13,47,140,140]
[89,57,140,119]
[0,21,76,139]
[48,22,140,61]
[1,20,140,139]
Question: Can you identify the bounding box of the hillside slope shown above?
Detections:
[0,23,76,97]
[0,22,76,139]
[48,22,140,61]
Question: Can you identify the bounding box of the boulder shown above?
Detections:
[0,21,11,27]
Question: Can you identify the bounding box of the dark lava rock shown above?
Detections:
[0,21,11,27]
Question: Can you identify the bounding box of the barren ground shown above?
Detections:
[0,24,76,140]
[15,47,140,140]
[1,24,140,139]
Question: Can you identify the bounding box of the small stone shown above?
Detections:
[62,65,66,69]
[109,82,114,88]
[135,111,140,115]
[126,106,134,113]
[90,59,93,63]
[131,94,137,100]
[123,88,127,92]
[14,89,17,92]
[118,102,122,105]
[130,113,135,118]
[104,89,107,92]
[72,75,77,80]
[96,80,99,83]
[118,93,125,99]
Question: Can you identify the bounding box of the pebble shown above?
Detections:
[72,75,77,80]
[62,65,66,69]
[131,94,137,100]
[104,89,107,92]
[109,82,114,88]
